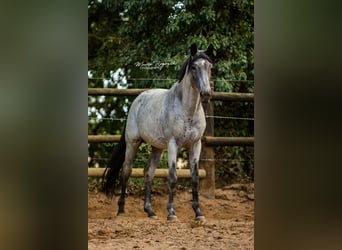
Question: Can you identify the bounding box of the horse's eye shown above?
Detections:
[191,65,196,70]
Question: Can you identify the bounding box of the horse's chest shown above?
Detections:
[177,119,204,143]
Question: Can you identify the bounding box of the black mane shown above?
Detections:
[177,51,213,83]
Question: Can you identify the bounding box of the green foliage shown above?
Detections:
[88,0,254,184]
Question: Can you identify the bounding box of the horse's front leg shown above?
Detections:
[167,138,178,220]
[189,140,205,220]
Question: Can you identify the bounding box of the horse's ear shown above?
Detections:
[190,43,197,56]
[205,44,214,58]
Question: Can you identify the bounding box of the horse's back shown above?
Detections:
[131,89,169,116]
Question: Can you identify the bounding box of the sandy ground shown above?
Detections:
[88,183,254,249]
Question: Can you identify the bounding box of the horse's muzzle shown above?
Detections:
[200,90,212,102]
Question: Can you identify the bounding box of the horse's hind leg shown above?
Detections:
[144,147,163,218]
[117,140,140,216]
[189,140,205,220]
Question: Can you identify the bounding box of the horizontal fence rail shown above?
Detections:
[88,135,121,143]
[88,88,254,101]
[203,136,254,146]
[89,88,147,96]
[88,135,254,146]
[88,168,206,178]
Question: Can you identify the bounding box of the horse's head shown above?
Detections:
[188,43,214,101]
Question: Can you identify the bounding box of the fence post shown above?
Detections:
[200,86,215,199]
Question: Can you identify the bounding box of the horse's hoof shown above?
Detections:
[146,210,157,219]
[148,215,158,219]
[167,214,177,221]
[195,215,205,221]
[117,212,125,216]
[148,211,158,219]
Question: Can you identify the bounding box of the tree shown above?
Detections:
[88,0,254,183]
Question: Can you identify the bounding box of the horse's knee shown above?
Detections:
[190,166,199,185]
[170,169,177,183]
[168,163,178,188]
[168,175,177,189]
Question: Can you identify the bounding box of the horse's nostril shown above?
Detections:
[200,90,212,97]
[200,91,212,102]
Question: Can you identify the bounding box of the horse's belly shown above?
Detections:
[138,119,169,149]
[143,136,168,149]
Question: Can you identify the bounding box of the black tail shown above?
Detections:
[102,126,126,198]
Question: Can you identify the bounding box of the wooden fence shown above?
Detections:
[88,88,254,198]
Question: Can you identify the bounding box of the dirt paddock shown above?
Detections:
[88,183,254,249]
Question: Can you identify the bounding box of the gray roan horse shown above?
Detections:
[102,43,213,221]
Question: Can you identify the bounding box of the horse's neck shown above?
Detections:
[180,76,202,117]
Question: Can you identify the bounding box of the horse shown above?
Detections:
[102,43,213,221]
